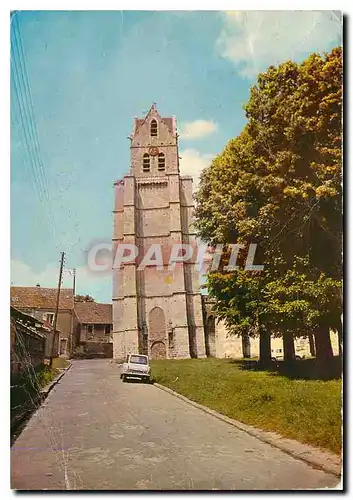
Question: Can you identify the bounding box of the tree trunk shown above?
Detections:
[314,326,333,362]
[242,332,251,358]
[259,328,271,367]
[283,331,295,362]
[337,323,343,358]
[308,332,316,357]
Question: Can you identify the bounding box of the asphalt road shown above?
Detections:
[11,359,339,490]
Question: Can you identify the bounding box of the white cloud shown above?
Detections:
[179,120,218,140]
[11,260,69,288]
[217,11,342,78]
[11,259,112,303]
[179,149,213,190]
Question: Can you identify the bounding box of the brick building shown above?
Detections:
[10,286,74,356]
[112,104,206,361]
[74,302,113,358]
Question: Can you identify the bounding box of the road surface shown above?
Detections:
[11,359,339,490]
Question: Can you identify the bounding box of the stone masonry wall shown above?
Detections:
[112,105,206,360]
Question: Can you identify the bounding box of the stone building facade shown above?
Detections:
[74,302,113,358]
[202,296,340,359]
[112,104,206,361]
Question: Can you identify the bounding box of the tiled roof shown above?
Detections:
[10,286,74,310]
[10,307,47,339]
[74,302,112,325]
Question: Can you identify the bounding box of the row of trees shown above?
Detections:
[75,294,95,302]
[195,47,342,366]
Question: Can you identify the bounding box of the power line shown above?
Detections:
[13,14,53,211]
[11,16,59,248]
[11,14,100,269]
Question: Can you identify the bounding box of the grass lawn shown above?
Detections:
[151,358,342,454]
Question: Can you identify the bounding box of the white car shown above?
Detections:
[120,354,151,383]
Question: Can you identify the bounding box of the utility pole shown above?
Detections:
[69,268,76,357]
[51,251,65,360]
[73,268,76,297]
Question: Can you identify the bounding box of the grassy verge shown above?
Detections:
[151,358,342,454]
[36,366,61,388]
[11,365,60,427]
[11,365,60,411]
[51,357,69,370]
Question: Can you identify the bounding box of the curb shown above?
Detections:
[154,382,341,478]
[40,361,72,398]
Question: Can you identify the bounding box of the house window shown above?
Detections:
[46,313,54,324]
[158,152,165,171]
[150,119,158,137]
[105,325,111,334]
[143,153,150,172]
[87,325,93,334]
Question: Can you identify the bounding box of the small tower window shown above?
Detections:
[150,119,158,137]
[143,153,150,172]
[158,152,165,171]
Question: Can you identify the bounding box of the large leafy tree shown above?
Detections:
[195,47,342,363]
[75,294,95,303]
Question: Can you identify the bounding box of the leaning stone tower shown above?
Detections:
[112,104,206,361]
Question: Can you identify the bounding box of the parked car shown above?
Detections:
[120,354,151,383]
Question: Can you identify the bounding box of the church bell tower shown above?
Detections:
[112,104,206,361]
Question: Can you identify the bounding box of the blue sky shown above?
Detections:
[10,10,342,302]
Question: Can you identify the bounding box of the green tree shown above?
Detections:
[75,294,95,303]
[195,47,342,364]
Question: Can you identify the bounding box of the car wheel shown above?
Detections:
[295,355,301,360]
[122,375,126,382]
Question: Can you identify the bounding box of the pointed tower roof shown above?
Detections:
[134,103,174,135]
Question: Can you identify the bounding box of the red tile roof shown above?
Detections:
[10,306,47,339]
[74,302,112,325]
[10,286,74,310]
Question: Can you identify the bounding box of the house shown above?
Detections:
[11,306,51,376]
[74,302,113,358]
[10,285,74,357]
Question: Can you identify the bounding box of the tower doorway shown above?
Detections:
[151,341,166,359]
[148,307,167,360]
